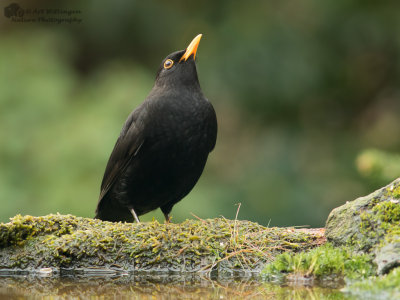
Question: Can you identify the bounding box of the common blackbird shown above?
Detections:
[95,34,217,223]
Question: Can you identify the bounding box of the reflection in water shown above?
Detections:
[0,273,349,299]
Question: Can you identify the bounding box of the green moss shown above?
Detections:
[0,214,79,248]
[359,199,400,250]
[0,214,323,272]
[384,180,400,199]
[390,186,400,199]
[261,243,375,282]
[344,267,400,298]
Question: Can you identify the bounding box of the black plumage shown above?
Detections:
[95,34,217,223]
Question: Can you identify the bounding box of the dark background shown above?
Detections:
[1,0,400,226]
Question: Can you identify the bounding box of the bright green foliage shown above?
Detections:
[261,243,375,281]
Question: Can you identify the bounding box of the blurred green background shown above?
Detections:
[1,0,400,227]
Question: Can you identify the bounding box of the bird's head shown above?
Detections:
[154,34,202,89]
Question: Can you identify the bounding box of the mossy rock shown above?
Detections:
[0,214,323,274]
[325,177,400,274]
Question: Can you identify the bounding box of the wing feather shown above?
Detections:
[97,105,147,204]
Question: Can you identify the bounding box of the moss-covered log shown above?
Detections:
[0,215,324,274]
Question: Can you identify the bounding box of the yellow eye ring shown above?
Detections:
[164,59,174,69]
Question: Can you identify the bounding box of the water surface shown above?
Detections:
[0,272,351,299]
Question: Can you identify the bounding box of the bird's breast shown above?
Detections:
[148,102,210,155]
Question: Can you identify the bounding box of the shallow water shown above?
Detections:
[0,272,352,300]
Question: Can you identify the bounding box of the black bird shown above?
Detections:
[95,34,217,223]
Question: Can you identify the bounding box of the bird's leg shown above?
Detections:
[161,204,173,223]
[163,212,171,223]
[129,208,140,223]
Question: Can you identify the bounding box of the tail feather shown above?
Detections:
[95,195,134,222]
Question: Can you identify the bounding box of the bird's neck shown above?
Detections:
[149,82,204,101]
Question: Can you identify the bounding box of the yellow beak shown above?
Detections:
[180,34,202,62]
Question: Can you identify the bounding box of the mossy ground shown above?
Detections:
[0,214,323,273]
[261,243,375,285]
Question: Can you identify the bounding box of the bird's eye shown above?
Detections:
[164,59,174,69]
